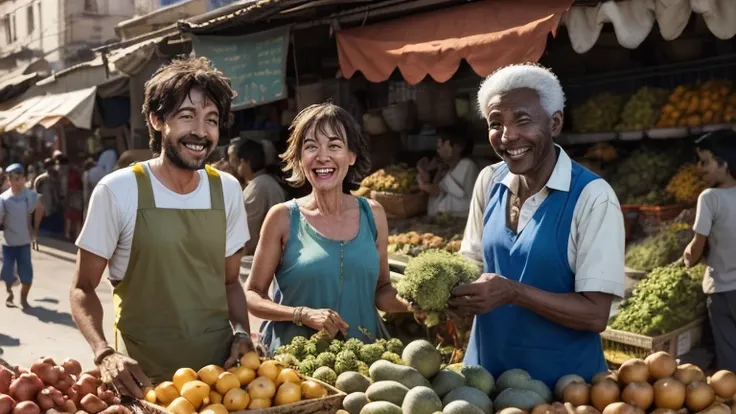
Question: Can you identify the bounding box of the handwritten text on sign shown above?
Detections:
[192,27,290,110]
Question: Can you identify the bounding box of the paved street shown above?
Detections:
[0,238,264,370]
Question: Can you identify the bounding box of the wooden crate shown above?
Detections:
[371,191,427,219]
[602,319,705,364]
[639,204,685,227]
[138,378,345,414]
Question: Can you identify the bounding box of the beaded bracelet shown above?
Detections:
[293,307,304,326]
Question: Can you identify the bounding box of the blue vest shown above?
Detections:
[463,162,608,389]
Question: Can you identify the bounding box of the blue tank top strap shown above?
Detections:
[287,199,301,237]
[357,197,377,242]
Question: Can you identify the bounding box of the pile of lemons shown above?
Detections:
[144,353,329,413]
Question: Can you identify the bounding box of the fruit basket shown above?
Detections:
[371,191,427,219]
[138,378,344,414]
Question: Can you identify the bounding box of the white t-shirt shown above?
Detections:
[76,162,249,281]
[428,158,480,217]
[693,187,736,294]
[460,146,626,298]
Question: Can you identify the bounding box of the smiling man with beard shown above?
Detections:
[70,57,254,395]
[451,63,625,388]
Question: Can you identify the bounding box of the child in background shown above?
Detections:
[1,163,44,308]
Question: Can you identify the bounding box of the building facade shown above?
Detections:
[0,0,135,75]
[134,0,240,14]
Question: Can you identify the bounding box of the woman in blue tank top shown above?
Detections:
[245,103,410,351]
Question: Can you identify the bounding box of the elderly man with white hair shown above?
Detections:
[448,63,625,387]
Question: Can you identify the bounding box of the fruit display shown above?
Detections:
[665,164,707,206]
[549,352,736,414]
[625,189,674,206]
[656,80,733,128]
[609,146,684,205]
[724,92,736,123]
[625,223,692,271]
[272,332,406,380]
[584,143,618,163]
[142,352,333,411]
[609,260,707,336]
[387,215,466,257]
[361,164,420,194]
[614,87,670,131]
[334,338,516,414]
[388,231,462,256]
[0,356,134,414]
[572,93,626,133]
[396,250,481,328]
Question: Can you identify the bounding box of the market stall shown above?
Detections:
[4,346,735,414]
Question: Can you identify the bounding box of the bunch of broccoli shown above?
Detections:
[396,250,480,326]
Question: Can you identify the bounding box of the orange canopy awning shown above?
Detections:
[336,0,572,85]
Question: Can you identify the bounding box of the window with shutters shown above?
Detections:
[26,6,34,35]
[85,0,99,12]
[10,13,16,42]
[2,15,10,45]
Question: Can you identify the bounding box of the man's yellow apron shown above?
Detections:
[112,164,233,384]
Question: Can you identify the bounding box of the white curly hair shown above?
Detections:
[477,63,565,120]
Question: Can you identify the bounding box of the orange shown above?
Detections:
[257,360,283,382]
[232,366,256,386]
[199,404,228,414]
[222,388,250,411]
[240,352,261,371]
[167,397,196,414]
[301,380,328,399]
[154,381,179,405]
[274,382,302,406]
[248,376,277,400]
[276,368,301,387]
[173,368,198,391]
[180,380,210,409]
[197,365,225,387]
[143,386,157,404]
[215,372,240,395]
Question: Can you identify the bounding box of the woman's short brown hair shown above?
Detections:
[280,102,370,192]
[142,56,236,155]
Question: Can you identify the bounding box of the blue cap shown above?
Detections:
[5,163,24,174]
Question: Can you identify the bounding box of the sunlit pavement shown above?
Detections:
[0,237,263,369]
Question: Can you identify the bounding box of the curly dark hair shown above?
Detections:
[280,102,370,193]
[696,128,736,179]
[142,56,236,155]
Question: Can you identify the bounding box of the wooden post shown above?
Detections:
[57,125,67,154]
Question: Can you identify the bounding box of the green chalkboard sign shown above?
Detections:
[192,26,290,110]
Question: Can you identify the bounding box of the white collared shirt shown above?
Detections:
[459,146,626,297]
